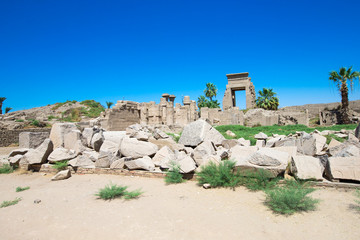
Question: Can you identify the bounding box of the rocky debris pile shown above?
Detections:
[4,120,360,183]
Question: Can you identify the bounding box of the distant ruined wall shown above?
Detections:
[200,107,245,126]
[0,128,51,147]
[101,101,140,131]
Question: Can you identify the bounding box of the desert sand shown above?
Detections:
[0,171,359,240]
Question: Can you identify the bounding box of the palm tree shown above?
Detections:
[0,97,6,115]
[106,101,114,109]
[329,66,360,124]
[204,83,217,101]
[256,88,279,110]
[5,107,12,114]
[197,96,208,109]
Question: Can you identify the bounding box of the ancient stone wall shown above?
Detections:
[200,107,244,126]
[101,101,140,131]
[0,128,51,147]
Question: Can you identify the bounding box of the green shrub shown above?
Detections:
[197,160,242,188]
[52,161,68,172]
[124,189,143,200]
[0,164,14,174]
[166,132,181,143]
[0,198,21,208]
[165,161,184,184]
[325,134,345,144]
[80,100,105,118]
[16,186,30,192]
[96,183,143,200]
[48,115,57,121]
[354,190,360,211]
[242,169,279,191]
[265,180,319,215]
[15,119,24,122]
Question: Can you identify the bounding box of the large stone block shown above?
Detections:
[64,130,82,150]
[178,119,225,147]
[120,137,158,158]
[22,138,53,165]
[68,155,95,168]
[50,123,78,148]
[48,147,77,163]
[152,146,175,167]
[124,156,155,171]
[19,132,50,149]
[326,156,360,181]
[290,156,323,180]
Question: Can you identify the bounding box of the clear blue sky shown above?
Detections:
[1,0,359,111]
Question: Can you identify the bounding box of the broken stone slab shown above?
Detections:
[256,140,265,148]
[326,156,360,182]
[328,138,342,149]
[51,169,71,181]
[313,133,327,155]
[238,138,251,147]
[19,132,49,149]
[254,132,268,140]
[355,122,360,140]
[22,138,53,165]
[348,133,358,142]
[230,146,258,166]
[290,156,323,180]
[124,156,156,171]
[193,141,216,166]
[82,150,99,162]
[64,130,82,150]
[131,131,150,141]
[153,128,169,140]
[9,155,23,166]
[177,155,197,174]
[272,146,297,162]
[50,123,78,149]
[95,151,115,168]
[152,146,175,167]
[265,136,283,148]
[99,139,120,155]
[329,140,360,157]
[82,127,95,147]
[297,133,316,156]
[91,131,104,152]
[274,138,298,147]
[221,139,240,150]
[120,137,158,158]
[335,133,348,138]
[226,130,236,138]
[110,158,126,169]
[8,148,29,158]
[334,145,360,157]
[48,148,77,163]
[178,119,225,147]
[68,155,95,168]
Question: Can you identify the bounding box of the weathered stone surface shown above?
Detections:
[178,119,225,147]
[50,123,78,149]
[291,156,323,180]
[297,133,316,156]
[125,156,155,171]
[200,154,221,167]
[23,138,53,165]
[91,131,104,152]
[19,132,49,149]
[265,136,283,148]
[313,134,326,155]
[226,130,236,138]
[256,140,265,148]
[238,138,251,147]
[254,132,268,140]
[152,146,175,167]
[64,130,82,150]
[120,137,158,158]
[110,158,125,169]
[48,148,77,163]
[51,169,71,181]
[82,128,95,147]
[9,155,23,165]
[132,131,150,141]
[153,129,169,140]
[193,141,216,166]
[82,150,99,162]
[178,155,197,173]
[328,138,342,149]
[8,148,28,158]
[230,146,258,166]
[334,145,360,157]
[95,151,115,168]
[68,155,95,168]
[355,122,360,140]
[103,131,127,144]
[99,139,119,155]
[221,139,239,150]
[327,156,360,181]
[335,133,348,138]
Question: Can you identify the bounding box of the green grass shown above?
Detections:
[15,119,24,122]
[52,161,68,172]
[215,124,357,145]
[241,169,279,191]
[96,183,143,200]
[197,160,242,189]
[0,164,14,174]
[165,161,184,184]
[0,198,21,208]
[16,186,30,192]
[265,180,319,215]
[325,134,346,144]
[52,100,77,110]
[80,100,105,118]
[166,132,181,143]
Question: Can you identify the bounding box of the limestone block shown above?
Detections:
[99,140,119,155]
[153,129,169,140]
[327,156,360,181]
[68,155,95,168]
[178,119,225,147]
[120,137,158,158]
[226,130,236,138]
[230,146,258,166]
[91,131,104,152]
[50,123,78,148]
[125,156,155,171]
[23,138,53,165]
[82,150,99,162]
[265,136,283,148]
[254,132,268,140]
[355,122,360,140]
[221,139,240,150]
[82,128,95,147]
[9,155,23,166]
[238,138,251,147]
[51,169,71,181]
[48,148,77,163]
[152,146,175,167]
[19,132,49,149]
[178,155,197,173]
[95,151,114,168]
[132,131,150,141]
[290,156,323,180]
[313,133,326,155]
[110,158,125,169]
[64,130,81,150]
[8,148,28,158]
[256,140,265,148]
[193,141,216,166]
[103,131,127,145]
[334,145,360,157]
[297,133,316,156]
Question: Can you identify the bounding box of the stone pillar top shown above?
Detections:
[183,96,191,105]
[169,95,176,102]
[162,93,170,98]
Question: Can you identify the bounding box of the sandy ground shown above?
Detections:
[0,172,359,240]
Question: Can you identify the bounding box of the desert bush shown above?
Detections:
[166,132,181,143]
[0,164,14,174]
[165,161,184,184]
[16,186,30,192]
[0,198,21,208]
[197,160,242,188]
[52,161,68,172]
[80,100,105,118]
[242,169,279,191]
[96,183,143,200]
[265,180,319,215]
[15,119,24,122]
